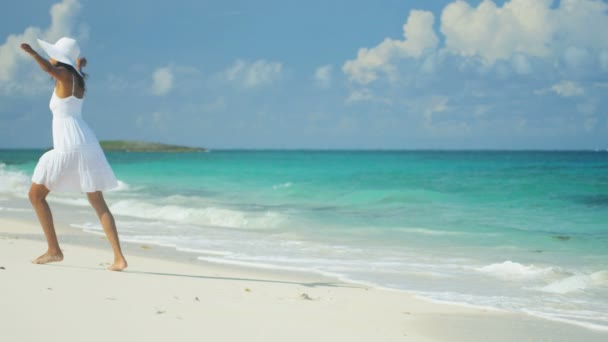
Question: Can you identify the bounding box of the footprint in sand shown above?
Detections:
[300,293,315,301]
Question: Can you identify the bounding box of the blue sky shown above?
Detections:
[1,0,607,149]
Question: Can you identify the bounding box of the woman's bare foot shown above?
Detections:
[32,251,63,264]
[107,258,128,271]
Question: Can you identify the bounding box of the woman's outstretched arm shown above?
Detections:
[20,43,69,81]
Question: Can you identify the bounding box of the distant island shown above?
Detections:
[100,140,207,153]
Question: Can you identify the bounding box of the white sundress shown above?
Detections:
[32,76,118,192]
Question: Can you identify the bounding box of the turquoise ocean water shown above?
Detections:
[1,150,607,329]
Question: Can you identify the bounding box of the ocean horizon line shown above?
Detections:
[2,147,608,153]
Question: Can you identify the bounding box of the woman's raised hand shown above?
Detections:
[20,43,35,55]
[77,57,87,70]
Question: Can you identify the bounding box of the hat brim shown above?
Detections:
[37,39,83,77]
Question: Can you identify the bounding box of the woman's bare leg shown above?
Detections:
[29,183,64,264]
[87,191,127,271]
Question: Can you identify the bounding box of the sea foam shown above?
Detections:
[109,199,285,230]
[476,261,561,280]
[539,270,608,294]
[0,163,30,196]
[111,180,131,192]
[272,182,292,189]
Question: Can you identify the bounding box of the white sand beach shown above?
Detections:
[1,214,607,342]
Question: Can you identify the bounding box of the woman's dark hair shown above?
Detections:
[53,61,87,93]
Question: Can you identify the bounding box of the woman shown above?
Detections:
[21,37,127,271]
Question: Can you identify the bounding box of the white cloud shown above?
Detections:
[342,0,608,85]
[345,88,392,105]
[45,0,83,42]
[441,0,608,65]
[346,89,374,103]
[151,67,174,96]
[441,0,554,64]
[535,80,585,97]
[314,65,332,88]
[551,81,584,97]
[224,59,282,88]
[0,0,82,94]
[553,0,608,51]
[338,0,607,146]
[342,10,438,84]
[0,28,42,83]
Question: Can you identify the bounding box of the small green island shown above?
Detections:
[100,140,207,153]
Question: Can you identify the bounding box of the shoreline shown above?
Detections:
[1,214,607,341]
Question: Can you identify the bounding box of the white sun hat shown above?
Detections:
[36,37,83,76]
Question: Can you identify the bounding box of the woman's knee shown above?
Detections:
[87,191,110,213]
